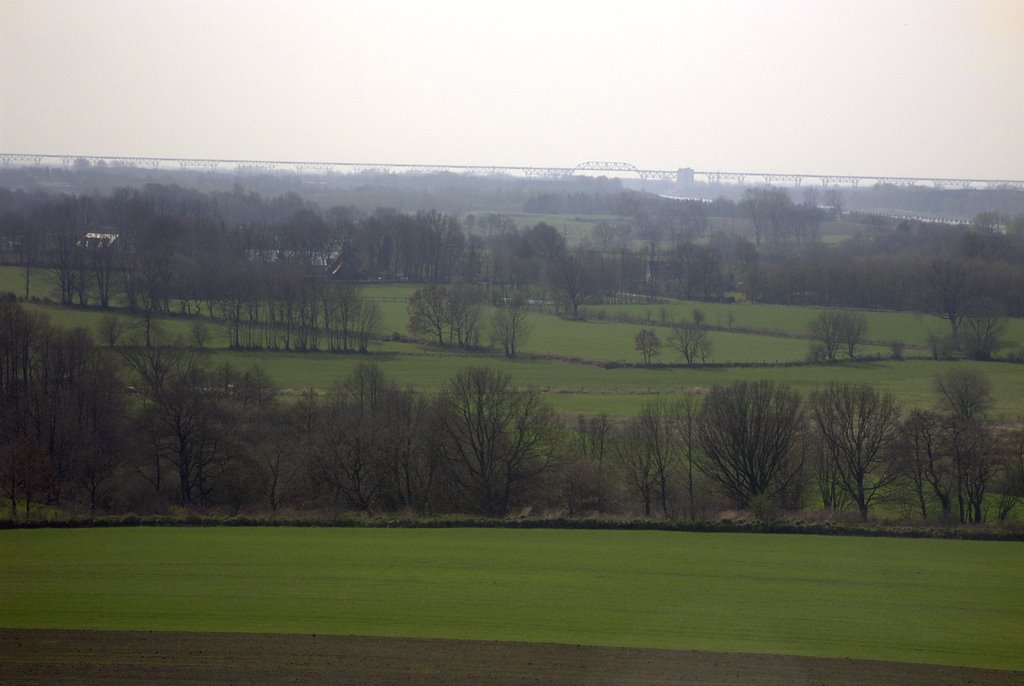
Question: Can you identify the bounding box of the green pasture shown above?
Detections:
[8,270,1024,418]
[354,282,1024,352]
[362,283,420,301]
[489,212,618,246]
[1,528,1020,670]
[357,286,897,364]
[591,300,957,347]
[520,314,891,364]
[9,266,1024,354]
[18,291,884,367]
[819,232,855,245]
[358,281,1024,354]
[209,351,1024,418]
[19,302,236,348]
[0,265,47,300]
[12,295,918,366]
[10,298,1024,416]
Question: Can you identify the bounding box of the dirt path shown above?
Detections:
[2,629,1021,685]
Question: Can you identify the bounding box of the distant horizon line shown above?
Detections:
[2,152,1023,189]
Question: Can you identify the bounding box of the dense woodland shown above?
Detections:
[1,173,1024,523]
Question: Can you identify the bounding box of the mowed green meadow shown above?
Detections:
[1,528,1021,671]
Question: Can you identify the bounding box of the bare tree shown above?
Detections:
[38,197,97,306]
[807,310,844,361]
[448,285,482,349]
[490,302,530,359]
[378,388,437,514]
[548,254,592,319]
[592,221,616,252]
[630,400,679,517]
[932,368,997,523]
[354,300,381,353]
[413,210,464,282]
[254,407,302,512]
[739,188,767,246]
[960,297,1006,360]
[327,283,362,352]
[634,328,661,365]
[668,325,711,365]
[671,395,702,520]
[90,233,118,308]
[525,222,566,264]
[696,380,803,508]
[574,413,613,513]
[934,368,992,423]
[838,311,868,359]
[947,418,999,523]
[810,431,849,512]
[436,367,558,516]
[0,437,54,520]
[96,314,127,348]
[134,252,174,348]
[995,421,1024,522]
[309,363,403,512]
[810,382,902,521]
[921,258,970,342]
[901,409,955,521]
[739,187,794,246]
[617,414,660,516]
[120,340,236,507]
[407,284,450,345]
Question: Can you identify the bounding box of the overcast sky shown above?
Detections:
[1,0,1022,179]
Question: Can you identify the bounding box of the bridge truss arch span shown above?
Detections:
[1,153,1022,190]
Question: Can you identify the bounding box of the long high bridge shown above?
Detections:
[2,152,1022,190]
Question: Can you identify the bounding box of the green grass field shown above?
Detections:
[6,265,1024,352]
[7,267,1024,417]
[1,528,1021,670]
[212,350,1024,418]
[490,212,618,246]
[0,265,43,299]
[590,299,1024,349]
[363,282,1024,354]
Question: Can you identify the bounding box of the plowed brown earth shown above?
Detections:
[2,629,1020,685]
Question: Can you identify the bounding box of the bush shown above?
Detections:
[806,342,829,363]
[927,332,957,360]
[749,493,780,523]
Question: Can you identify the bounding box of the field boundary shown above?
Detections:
[3,514,1022,540]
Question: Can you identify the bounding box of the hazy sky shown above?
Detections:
[2,0,1022,179]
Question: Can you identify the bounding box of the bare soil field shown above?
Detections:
[2,629,1020,686]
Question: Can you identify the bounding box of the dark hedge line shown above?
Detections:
[2,515,1022,541]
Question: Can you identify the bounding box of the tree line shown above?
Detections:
[4,184,1024,340]
[6,183,1024,320]
[3,296,1021,522]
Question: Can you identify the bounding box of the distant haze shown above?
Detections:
[2,0,1022,179]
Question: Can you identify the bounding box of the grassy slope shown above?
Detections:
[1,528,1021,671]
